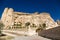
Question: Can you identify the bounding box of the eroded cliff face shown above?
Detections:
[1,8,58,30]
[56,20,60,26]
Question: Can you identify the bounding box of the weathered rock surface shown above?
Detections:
[38,26,60,40]
[1,8,58,30]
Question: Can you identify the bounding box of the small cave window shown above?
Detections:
[15,17,17,18]
[8,15,11,17]
[25,22,30,26]
[7,21,8,22]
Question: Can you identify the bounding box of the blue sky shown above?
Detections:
[0,0,60,21]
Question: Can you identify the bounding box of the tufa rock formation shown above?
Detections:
[1,8,58,30]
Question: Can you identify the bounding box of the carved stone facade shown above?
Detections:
[1,8,58,30]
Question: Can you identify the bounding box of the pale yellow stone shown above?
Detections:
[1,8,58,30]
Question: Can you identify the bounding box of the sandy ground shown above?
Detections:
[2,30,51,40]
[12,35,51,40]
